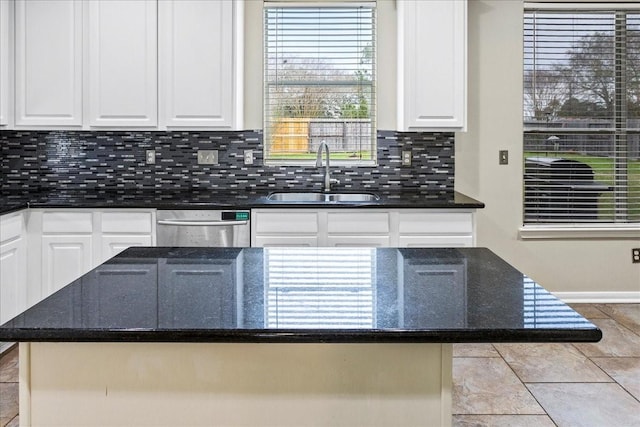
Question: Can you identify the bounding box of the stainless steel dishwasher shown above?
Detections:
[157,210,250,247]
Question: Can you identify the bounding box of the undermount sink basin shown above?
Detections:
[267,192,379,202]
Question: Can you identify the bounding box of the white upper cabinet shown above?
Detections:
[159,0,242,129]
[15,0,83,127]
[0,0,11,126]
[397,0,467,131]
[88,0,157,127]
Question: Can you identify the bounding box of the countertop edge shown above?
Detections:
[1,190,485,215]
[0,327,601,344]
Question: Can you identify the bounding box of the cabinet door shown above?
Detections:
[159,0,236,128]
[100,235,153,264]
[15,0,83,126]
[0,0,10,126]
[398,0,466,130]
[327,236,390,247]
[253,235,319,248]
[42,235,93,297]
[251,210,319,247]
[398,235,473,248]
[88,0,157,127]
[0,239,27,324]
[0,213,27,324]
[99,210,155,263]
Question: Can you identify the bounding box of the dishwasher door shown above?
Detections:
[156,210,250,247]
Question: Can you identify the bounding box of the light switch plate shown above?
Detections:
[197,150,218,165]
[499,150,509,165]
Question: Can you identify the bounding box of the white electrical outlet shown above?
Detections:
[197,150,218,165]
[244,150,254,165]
[146,150,156,164]
[402,150,412,166]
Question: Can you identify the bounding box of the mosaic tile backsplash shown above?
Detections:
[0,130,454,193]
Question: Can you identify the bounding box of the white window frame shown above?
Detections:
[520,3,640,239]
[263,1,377,166]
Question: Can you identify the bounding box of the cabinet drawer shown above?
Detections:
[254,211,318,234]
[43,212,93,233]
[398,212,473,234]
[327,212,389,234]
[0,213,23,243]
[399,235,473,248]
[254,235,318,247]
[102,212,153,234]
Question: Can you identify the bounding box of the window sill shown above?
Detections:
[264,160,377,168]
[519,225,640,240]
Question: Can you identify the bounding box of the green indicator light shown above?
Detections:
[236,212,249,221]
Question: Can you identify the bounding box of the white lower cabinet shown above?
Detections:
[42,234,93,297]
[29,209,156,300]
[252,210,319,247]
[398,211,474,247]
[100,235,153,264]
[251,209,475,248]
[0,211,28,328]
[98,211,155,263]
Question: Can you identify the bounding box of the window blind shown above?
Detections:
[264,5,376,163]
[523,9,639,224]
[265,248,375,329]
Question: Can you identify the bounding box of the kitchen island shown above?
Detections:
[0,247,600,426]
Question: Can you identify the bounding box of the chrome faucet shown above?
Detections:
[315,140,335,192]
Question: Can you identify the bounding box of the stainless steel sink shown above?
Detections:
[267,192,327,202]
[327,193,379,202]
[267,192,379,202]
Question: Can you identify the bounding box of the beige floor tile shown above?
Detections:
[494,343,611,383]
[5,416,19,427]
[0,347,18,383]
[453,414,556,427]
[568,303,610,319]
[0,382,18,427]
[592,357,640,401]
[453,357,545,415]
[453,343,500,358]
[596,304,640,336]
[574,318,640,357]
[527,383,640,427]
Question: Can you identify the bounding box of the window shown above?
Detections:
[523,7,639,224]
[264,3,376,165]
[265,248,375,329]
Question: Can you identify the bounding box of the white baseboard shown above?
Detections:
[553,292,640,304]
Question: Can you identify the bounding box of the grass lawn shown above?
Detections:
[525,151,640,222]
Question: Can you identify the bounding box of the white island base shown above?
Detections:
[19,342,453,426]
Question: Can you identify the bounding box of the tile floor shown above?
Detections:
[453,304,640,427]
[0,303,638,427]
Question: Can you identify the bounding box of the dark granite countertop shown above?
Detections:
[0,189,484,215]
[0,247,601,343]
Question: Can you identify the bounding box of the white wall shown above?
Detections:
[456,0,639,298]
[245,0,640,297]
